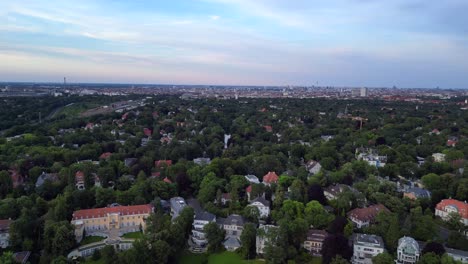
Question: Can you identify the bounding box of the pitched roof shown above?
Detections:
[72,204,153,220]
[13,251,31,264]
[263,171,279,184]
[405,187,431,198]
[347,204,389,222]
[436,199,468,219]
[99,152,112,159]
[251,196,270,207]
[224,214,245,226]
[155,160,172,168]
[163,177,172,183]
[306,229,328,242]
[0,219,13,231]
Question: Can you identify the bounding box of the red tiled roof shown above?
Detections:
[155,160,172,168]
[436,199,468,219]
[144,128,152,137]
[264,125,273,132]
[263,171,279,184]
[0,219,13,231]
[99,152,112,159]
[347,204,389,222]
[163,177,172,183]
[72,204,153,220]
[246,185,252,193]
[75,171,85,182]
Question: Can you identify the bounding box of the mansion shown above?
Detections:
[71,204,153,242]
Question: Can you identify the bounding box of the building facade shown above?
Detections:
[71,204,153,243]
[347,204,389,228]
[351,233,385,264]
[396,236,420,264]
[249,197,271,218]
[435,199,468,226]
[302,229,328,256]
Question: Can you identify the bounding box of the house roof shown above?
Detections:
[224,214,245,226]
[306,229,328,242]
[251,197,270,207]
[436,199,468,219]
[0,219,13,232]
[353,233,385,248]
[9,170,23,187]
[155,160,172,168]
[246,185,252,193]
[35,172,59,187]
[263,171,279,184]
[72,204,153,220]
[196,210,216,222]
[163,177,172,183]
[223,236,241,248]
[75,171,85,182]
[99,152,112,159]
[405,187,431,198]
[347,204,389,222]
[13,251,31,264]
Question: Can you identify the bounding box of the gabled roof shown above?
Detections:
[250,197,270,207]
[436,199,468,219]
[263,171,279,184]
[99,152,112,159]
[163,177,172,183]
[347,204,389,222]
[405,187,431,198]
[155,160,172,168]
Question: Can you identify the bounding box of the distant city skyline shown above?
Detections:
[1,0,468,88]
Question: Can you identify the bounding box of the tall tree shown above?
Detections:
[322,234,352,264]
[204,222,225,253]
[239,223,257,259]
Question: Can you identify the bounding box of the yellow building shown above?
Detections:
[71,204,153,242]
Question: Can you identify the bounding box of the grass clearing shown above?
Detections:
[80,236,105,245]
[178,251,265,264]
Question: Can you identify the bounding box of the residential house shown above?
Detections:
[193,157,211,166]
[99,152,112,160]
[0,219,12,248]
[35,172,59,188]
[445,247,468,263]
[124,158,137,168]
[396,236,420,264]
[155,160,172,169]
[432,153,446,162]
[435,199,468,226]
[347,204,389,228]
[351,233,385,264]
[71,204,153,243]
[256,225,278,255]
[245,174,260,184]
[218,214,245,251]
[13,251,31,264]
[302,229,328,256]
[262,171,279,186]
[249,197,270,218]
[170,197,187,220]
[305,160,322,175]
[188,199,216,251]
[214,193,231,206]
[75,171,85,190]
[403,187,431,200]
[220,214,245,238]
[356,148,387,168]
[324,184,348,200]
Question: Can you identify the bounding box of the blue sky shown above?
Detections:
[1,0,467,87]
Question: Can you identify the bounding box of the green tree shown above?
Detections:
[0,171,12,198]
[204,222,225,253]
[0,252,14,264]
[331,255,350,264]
[305,200,334,229]
[419,252,441,264]
[372,252,394,264]
[239,223,257,259]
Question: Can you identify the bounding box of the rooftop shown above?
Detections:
[72,204,153,220]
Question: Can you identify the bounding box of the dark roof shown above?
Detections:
[13,251,31,264]
[405,187,431,198]
[196,210,216,222]
[306,229,328,242]
[251,196,270,207]
[224,214,245,226]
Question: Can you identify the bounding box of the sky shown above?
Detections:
[1,0,468,88]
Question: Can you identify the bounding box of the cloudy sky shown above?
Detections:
[1,0,467,88]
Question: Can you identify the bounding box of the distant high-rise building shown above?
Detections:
[360,87,368,97]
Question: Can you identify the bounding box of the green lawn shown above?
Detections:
[311,256,322,264]
[122,231,144,239]
[83,259,105,264]
[178,251,265,264]
[80,236,105,245]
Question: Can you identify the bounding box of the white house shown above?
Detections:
[396,236,420,264]
[249,197,270,218]
[351,233,385,264]
[432,153,446,162]
[435,199,468,226]
[305,160,322,175]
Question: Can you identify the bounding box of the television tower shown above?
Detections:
[64,77,67,86]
